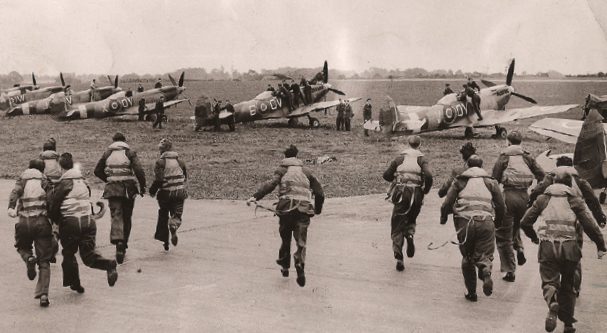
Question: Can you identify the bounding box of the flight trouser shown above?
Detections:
[471,93,481,118]
[538,241,579,326]
[336,115,344,130]
[391,187,423,261]
[455,215,495,294]
[574,224,583,294]
[154,192,185,244]
[14,215,53,298]
[344,117,351,131]
[276,210,311,270]
[108,197,135,248]
[60,215,113,288]
[226,114,235,131]
[153,112,164,129]
[503,188,529,252]
[194,116,204,131]
[213,114,221,131]
[495,216,516,273]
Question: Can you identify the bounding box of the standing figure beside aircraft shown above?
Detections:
[492,131,545,282]
[155,78,162,89]
[278,83,294,112]
[291,79,304,108]
[383,136,433,272]
[223,99,236,132]
[467,77,481,92]
[363,99,373,136]
[335,99,345,130]
[138,97,146,121]
[213,100,223,131]
[153,96,166,129]
[443,83,453,96]
[267,84,275,92]
[303,80,312,105]
[137,84,144,93]
[344,100,353,131]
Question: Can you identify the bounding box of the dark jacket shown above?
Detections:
[155,82,162,89]
[363,104,372,121]
[440,168,505,228]
[155,100,165,115]
[438,161,467,198]
[94,142,146,198]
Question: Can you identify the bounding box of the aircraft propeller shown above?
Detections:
[328,88,346,96]
[169,72,192,106]
[480,59,537,104]
[32,73,37,88]
[106,75,119,88]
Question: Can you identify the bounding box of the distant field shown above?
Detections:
[2,79,607,200]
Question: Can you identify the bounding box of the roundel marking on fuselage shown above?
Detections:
[443,105,456,124]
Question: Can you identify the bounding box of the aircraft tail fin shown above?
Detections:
[379,96,398,134]
[574,109,607,188]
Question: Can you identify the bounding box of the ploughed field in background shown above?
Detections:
[1,79,606,200]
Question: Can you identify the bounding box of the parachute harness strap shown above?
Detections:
[427,215,475,250]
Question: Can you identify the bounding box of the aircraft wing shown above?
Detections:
[290,97,362,117]
[528,118,587,144]
[476,104,579,127]
[396,105,428,113]
[115,99,190,116]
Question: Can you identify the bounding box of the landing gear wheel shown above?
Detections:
[288,118,298,128]
[464,127,474,138]
[496,126,508,139]
[308,117,320,128]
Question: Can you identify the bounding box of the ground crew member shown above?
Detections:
[440,155,505,301]
[468,77,481,92]
[267,84,275,92]
[278,83,294,112]
[223,99,236,131]
[8,159,54,307]
[529,156,606,297]
[49,153,118,294]
[383,136,433,271]
[443,83,454,96]
[521,170,606,333]
[303,80,312,105]
[492,131,545,280]
[438,142,476,198]
[465,84,483,120]
[155,78,162,89]
[336,99,345,130]
[149,139,188,251]
[290,79,303,108]
[247,145,324,287]
[89,79,97,101]
[94,133,146,264]
[138,97,146,121]
[363,99,372,136]
[299,78,309,105]
[153,96,165,129]
[212,100,222,131]
[137,84,144,93]
[344,100,353,131]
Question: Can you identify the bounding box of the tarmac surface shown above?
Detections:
[1,179,606,333]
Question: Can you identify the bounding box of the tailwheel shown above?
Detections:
[308,117,320,128]
[495,126,508,139]
[287,118,298,127]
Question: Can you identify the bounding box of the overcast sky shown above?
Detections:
[0,0,606,76]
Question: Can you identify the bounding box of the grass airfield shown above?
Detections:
[1,79,607,332]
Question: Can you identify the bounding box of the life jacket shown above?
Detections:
[278,157,311,202]
[394,148,424,187]
[501,145,534,189]
[19,168,47,217]
[40,150,61,183]
[160,151,185,191]
[59,168,91,218]
[104,142,135,182]
[453,167,494,218]
[537,183,578,242]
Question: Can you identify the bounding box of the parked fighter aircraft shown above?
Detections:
[0,73,68,112]
[1,73,38,95]
[54,72,189,121]
[6,76,123,116]
[193,61,360,128]
[530,109,607,202]
[363,59,578,138]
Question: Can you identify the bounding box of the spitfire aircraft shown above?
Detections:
[193,61,361,129]
[54,72,189,121]
[530,109,607,202]
[363,59,578,139]
[6,76,123,116]
[0,73,68,112]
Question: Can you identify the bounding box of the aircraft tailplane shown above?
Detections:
[193,93,215,127]
[574,109,607,188]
